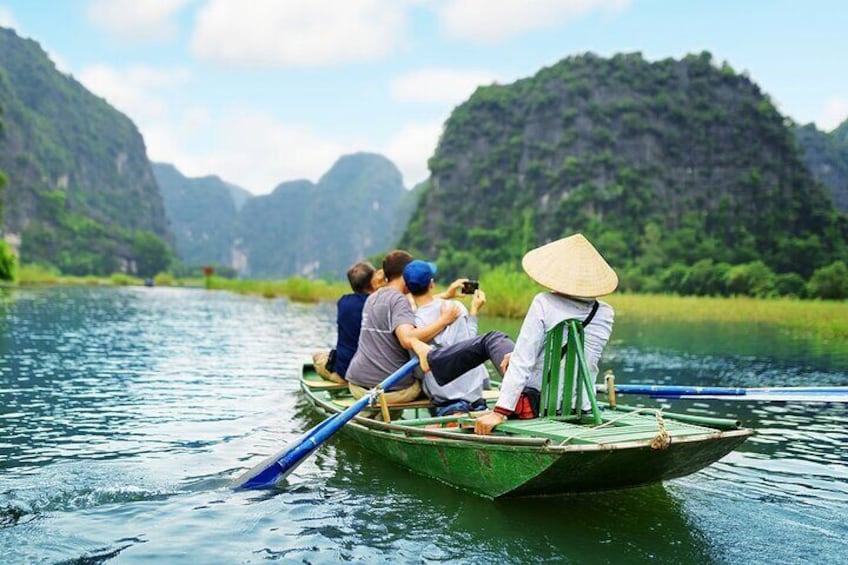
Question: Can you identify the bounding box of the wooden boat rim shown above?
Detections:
[301,379,754,453]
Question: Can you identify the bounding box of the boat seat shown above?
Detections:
[301,377,349,391]
[332,388,500,409]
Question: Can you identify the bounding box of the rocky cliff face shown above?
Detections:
[0,27,171,274]
[158,153,418,278]
[236,153,416,277]
[153,163,244,268]
[795,120,848,213]
[402,51,846,279]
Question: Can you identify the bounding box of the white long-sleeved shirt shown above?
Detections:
[414,298,489,404]
[496,292,614,413]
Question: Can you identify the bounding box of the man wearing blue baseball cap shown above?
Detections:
[403,263,515,398]
[403,260,492,416]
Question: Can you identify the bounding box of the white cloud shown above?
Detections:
[0,5,19,29]
[78,65,190,121]
[436,0,630,43]
[817,97,848,132]
[146,107,350,193]
[390,68,498,104]
[87,0,193,42]
[144,106,438,193]
[190,0,407,68]
[45,49,71,74]
[380,120,444,187]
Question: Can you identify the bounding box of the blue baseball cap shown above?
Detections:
[403,260,437,294]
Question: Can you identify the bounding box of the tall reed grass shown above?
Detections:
[206,276,348,302]
[476,267,847,340]
[606,294,848,340]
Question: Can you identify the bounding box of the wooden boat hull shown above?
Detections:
[301,367,752,498]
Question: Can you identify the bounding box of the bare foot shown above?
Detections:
[409,338,432,373]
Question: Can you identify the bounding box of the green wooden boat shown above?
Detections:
[299,320,753,499]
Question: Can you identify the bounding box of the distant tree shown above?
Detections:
[682,259,730,296]
[806,261,848,299]
[0,240,16,281]
[132,232,172,278]
[658,263,689,294]
[774,272,807,297]
[725,261,776,297]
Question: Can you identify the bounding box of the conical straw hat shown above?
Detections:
[521,233,618,297]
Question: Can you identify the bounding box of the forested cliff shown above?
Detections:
[153,163,244,269]
[401,52,847,294]
[236,153,419,277]
[0,27,171,275]
[795,120,848,213]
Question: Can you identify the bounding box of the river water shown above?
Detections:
[0,287,845,564]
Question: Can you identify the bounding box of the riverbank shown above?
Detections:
[16,265,348,302]
[15,266,846,341]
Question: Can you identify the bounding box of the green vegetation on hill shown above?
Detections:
[0,27,172,276]
[153,162,244,269]
[401,51,848,298]
[0,104,15,281]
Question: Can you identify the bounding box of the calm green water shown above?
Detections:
[1,287,846,564]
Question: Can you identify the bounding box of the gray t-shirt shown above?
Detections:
[346,287,416,390]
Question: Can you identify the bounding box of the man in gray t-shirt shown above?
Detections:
[345,250,461,402]
[346,286,417,390]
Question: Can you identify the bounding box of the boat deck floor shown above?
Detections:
[497,415,716,445]
[303,376,717,446]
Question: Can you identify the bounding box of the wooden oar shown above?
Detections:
[596,384,848,402]
[232,358,419,490]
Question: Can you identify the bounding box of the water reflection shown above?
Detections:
[0,287,845,564]
[308,441,716,564]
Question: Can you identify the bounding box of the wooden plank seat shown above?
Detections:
[331,388,500,410]
[301,378,349,391]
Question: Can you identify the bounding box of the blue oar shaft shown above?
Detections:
[234,358,419,490]
[597,384,848,402]
[607,384,747,396]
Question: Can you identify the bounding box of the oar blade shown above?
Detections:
[230,431,320,490]
[232,358,420,491]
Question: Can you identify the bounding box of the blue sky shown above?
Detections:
[1,1,846,194]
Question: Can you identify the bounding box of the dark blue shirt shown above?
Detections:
[334,292,368,378]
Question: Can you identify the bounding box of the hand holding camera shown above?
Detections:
[461,280,479,294]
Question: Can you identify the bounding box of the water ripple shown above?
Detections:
[0,287,845,564]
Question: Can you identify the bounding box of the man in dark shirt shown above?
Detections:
[313,261,384,383]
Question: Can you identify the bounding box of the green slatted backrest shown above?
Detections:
[539,319,602,424]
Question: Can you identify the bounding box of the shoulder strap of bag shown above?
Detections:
[560,300,599,359]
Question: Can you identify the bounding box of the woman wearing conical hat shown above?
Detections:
[474,233,617,435]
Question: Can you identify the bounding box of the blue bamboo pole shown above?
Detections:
[597,384,848,401]
[608,384,747,397]
[233,358,419,490]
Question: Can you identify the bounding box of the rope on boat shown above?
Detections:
[368,386,382,407]
[650,411,671,450]
[557,408,671,449]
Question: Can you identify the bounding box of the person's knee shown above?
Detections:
[480,330,502,342]
[482,330,514,348]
